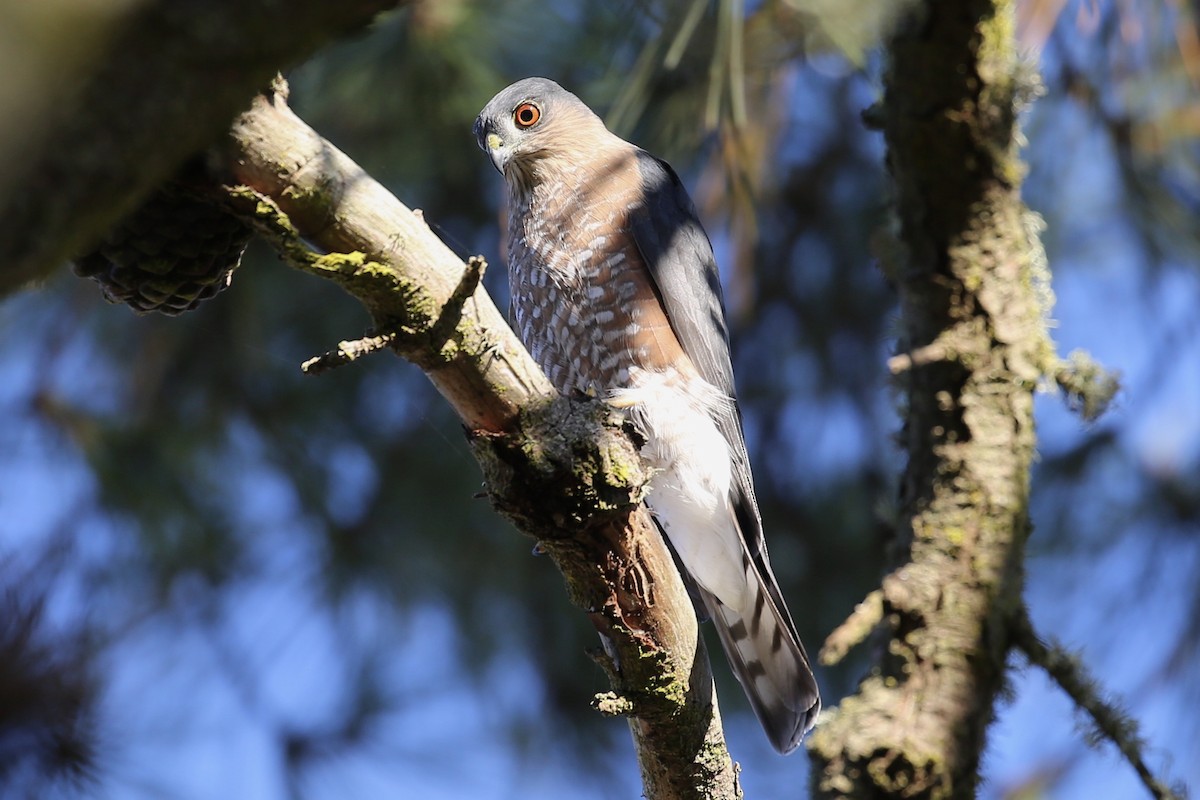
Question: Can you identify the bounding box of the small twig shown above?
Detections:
[301,332,397,375]
[1012,606,1182,800]
[820,588,884,666]
[1053,349,1121,422]
[888,341,949,374]
[429,255,487,347]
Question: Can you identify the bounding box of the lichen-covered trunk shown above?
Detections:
[808,0,1051,797]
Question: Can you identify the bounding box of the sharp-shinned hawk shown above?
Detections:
[474,77,819,753]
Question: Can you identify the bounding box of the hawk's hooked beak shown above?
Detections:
[473,116,507,174]
[484,133,505,173]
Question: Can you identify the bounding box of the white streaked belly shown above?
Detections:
[610,368,748,609]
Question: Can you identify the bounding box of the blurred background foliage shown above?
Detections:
[0,0,1197,797]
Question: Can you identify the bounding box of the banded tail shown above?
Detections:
[699,555,820,754]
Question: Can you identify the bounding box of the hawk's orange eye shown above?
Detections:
[513,103,541,128]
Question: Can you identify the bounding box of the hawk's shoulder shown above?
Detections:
[627,151,733,397]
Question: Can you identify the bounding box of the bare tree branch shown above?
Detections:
[301,331,400,375]
[218,83,742,800]
[1012,608,1183,800]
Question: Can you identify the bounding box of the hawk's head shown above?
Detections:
[474,77,606,181]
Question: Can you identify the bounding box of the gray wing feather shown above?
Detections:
[628,151,736,395]
[627,151,795,627]
[628,152,819,749]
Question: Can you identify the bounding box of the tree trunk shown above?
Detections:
[808,0,1051,797]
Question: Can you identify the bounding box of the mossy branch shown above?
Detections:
[1012,608,1183,800]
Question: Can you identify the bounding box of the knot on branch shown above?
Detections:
[469,396,650,540]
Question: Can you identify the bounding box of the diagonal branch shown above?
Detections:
[218,82,741,800]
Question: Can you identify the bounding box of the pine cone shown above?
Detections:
[74,181,251,316]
